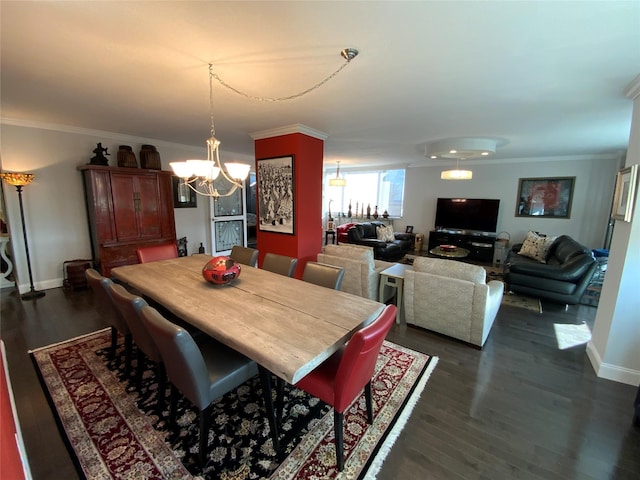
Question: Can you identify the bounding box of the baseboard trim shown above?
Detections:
[587,340,640,386]
[17,278,63,295]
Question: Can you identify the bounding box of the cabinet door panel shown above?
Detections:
[136,175,162,239]
[111,174,139,241]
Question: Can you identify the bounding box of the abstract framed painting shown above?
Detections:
[515,177,575,218]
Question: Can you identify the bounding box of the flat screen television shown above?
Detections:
[434,198,500,233]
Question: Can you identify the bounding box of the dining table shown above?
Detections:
[111,254,385,449]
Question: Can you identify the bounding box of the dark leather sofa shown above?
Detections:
[346,221,412,261]
[504,235,597,305]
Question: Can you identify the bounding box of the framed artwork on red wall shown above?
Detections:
[257,155,295,235]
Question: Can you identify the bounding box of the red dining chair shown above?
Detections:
[294,304,397,471]
[136,243,178,263]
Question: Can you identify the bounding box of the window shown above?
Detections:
[325,168,405,218]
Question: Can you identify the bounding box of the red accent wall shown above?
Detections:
[255,133,323,278]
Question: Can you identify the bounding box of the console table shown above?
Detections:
[428,230,496,263]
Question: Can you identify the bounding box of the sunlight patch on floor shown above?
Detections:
[554,322,592,350]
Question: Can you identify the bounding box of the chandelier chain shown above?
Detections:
[209,55,355,103]
[209,64,216,137]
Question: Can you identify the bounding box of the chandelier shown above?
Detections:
[170,64,251,198]
[171,49,359,197]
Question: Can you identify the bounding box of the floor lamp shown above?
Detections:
[0,172,45,300]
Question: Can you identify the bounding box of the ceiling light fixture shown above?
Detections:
[440,160,473,180]
[329,161,347,187]
[211,48,359,102]
[170,64,251,198]
[426,138,497,181]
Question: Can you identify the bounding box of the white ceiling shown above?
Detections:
[1,1,639,169]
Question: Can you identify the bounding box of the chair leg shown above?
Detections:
[156,363,166,417]
[124,334,133,378]
[334,410,344,471]
[109,326,118,360]
[135,349,144,391]
[198,405,212,468]
[365,381,374,424]
[169,384,179,427]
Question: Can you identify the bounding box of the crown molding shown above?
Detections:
[0,117,205,153]
[408,152,624,168]
[250,124,328,141]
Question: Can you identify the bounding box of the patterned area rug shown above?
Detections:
[484,266,542,313]
[501,292,541,312]
[30,329,437,479]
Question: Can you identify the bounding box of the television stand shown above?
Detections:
[428,230,497,263]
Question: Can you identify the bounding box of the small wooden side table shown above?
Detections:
[325,230,336,245]
[379,263,413,324]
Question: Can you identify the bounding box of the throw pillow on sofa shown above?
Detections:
[376,224,395,242]
[518,231,557,263]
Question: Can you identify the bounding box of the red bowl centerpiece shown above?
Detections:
[439,244,458,252]
[202,256,241,285]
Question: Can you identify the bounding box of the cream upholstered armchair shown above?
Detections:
[403,257,503,348]
[317,244,394,301]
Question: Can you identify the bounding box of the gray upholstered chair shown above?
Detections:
[230,245,259,267]
[403,257,503,348]
[262,253,298,277]
[317,244,395,301]
[108,283,167,414]
[139,305,259,467]
[86,268,133,374]
[302,261,345,290]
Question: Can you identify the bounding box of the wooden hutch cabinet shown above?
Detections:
[78,165,176,276]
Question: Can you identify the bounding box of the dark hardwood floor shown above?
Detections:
[2,286,639,479]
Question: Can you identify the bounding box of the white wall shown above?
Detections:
[400,155,621,249]
[588,76,640,386]
[0,121,253,292]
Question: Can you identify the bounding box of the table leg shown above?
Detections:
[396,277,404,324]
[258,365,280,452]
[380,274,403,324]
[378,274,388,304]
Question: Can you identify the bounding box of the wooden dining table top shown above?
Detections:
[111,255,385,384]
